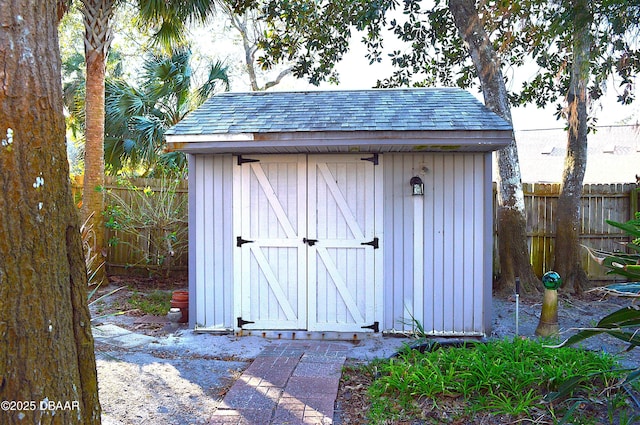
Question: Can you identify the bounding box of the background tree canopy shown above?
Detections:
[104,49,229,176]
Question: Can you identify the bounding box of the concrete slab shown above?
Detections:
[134,314,169,324]
[107,332,157,348]
[92,324,157,348]
[92,324,132,338]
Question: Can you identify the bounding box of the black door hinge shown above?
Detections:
[360,237,379,249]
[361,153,379,165]
[237,317,255,328]
[237,155,260,165]
[236,236,253,247]
[361,321,379,333]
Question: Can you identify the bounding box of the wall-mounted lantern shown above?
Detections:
[410,176,424,196]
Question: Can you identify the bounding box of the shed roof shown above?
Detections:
[166,88,513,154]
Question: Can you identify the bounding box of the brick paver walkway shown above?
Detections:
[209,341,349,425]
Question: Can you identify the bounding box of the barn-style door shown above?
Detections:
[307,155,379,332]
[234,154,381,332]
[236,154,307,330]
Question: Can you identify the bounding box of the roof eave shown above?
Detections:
[165,129,512,154]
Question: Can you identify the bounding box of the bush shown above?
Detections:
[104,177,187,277]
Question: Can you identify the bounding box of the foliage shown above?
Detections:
[584,213,640,282]
[127,290,172,315]
[135,0,217,53]
[553,215,640,399]
[564,215,640,346]
[104,178,188,276]
[247,0,395,86]
[59,1,222,176]
[104,48,229,176]
[365,338,629,424]
[247,0,640,113]
[218,0,294,91]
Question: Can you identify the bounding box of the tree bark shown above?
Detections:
[553,0,591,294]
[80,0,115,285]
[0,1,101,423]
[448,0,540,295]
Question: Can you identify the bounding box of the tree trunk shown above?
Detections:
[0,1,101,423]
[448,0,540,295]
[553,0,591,294]
[80,0,115,285]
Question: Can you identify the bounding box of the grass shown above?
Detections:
[127,290,172,316]
[355,337,638,424]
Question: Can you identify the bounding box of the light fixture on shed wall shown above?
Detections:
[410,176,424,196]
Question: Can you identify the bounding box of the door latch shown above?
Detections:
[303,237,318,246]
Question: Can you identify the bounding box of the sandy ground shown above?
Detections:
[93,291,640,424]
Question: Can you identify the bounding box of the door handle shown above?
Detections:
[303,238,318,246]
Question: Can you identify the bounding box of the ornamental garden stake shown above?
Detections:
[535,271,562,337]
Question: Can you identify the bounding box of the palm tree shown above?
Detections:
[105,49,229,176]
[77,0,217,284]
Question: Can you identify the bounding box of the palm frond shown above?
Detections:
[196,60,230,104]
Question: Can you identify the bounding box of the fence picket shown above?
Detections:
[496,182,636,282]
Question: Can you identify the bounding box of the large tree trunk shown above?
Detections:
[0,1,101,424]
[553,0,591,294]
[80,0,114,285]
[448,0,540,295]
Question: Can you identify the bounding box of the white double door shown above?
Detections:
[234,154,381,332]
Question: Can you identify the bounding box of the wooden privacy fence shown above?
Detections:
[494,183,639,282]
[73,176,638,281]
[71,175,189,275]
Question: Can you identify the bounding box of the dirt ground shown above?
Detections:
[91,277,640,424]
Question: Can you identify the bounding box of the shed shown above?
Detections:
[165,88,512,338]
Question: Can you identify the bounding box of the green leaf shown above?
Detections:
[543,375,587,403]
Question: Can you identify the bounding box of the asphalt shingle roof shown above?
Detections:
[166,88,512,136]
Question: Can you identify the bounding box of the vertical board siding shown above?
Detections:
[384,152,489,335]
[190,154,234,329]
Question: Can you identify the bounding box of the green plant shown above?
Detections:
[583,213,640,283]
[364,338,624,424]
[127,290,172,316]
[104,177,187,276]
[560,216,640,374]
[104,48,229,176]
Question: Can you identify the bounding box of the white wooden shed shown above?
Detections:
[165,88,512,338]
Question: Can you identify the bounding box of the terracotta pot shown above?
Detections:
[171,291,189,323]
[172,290,189,302]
